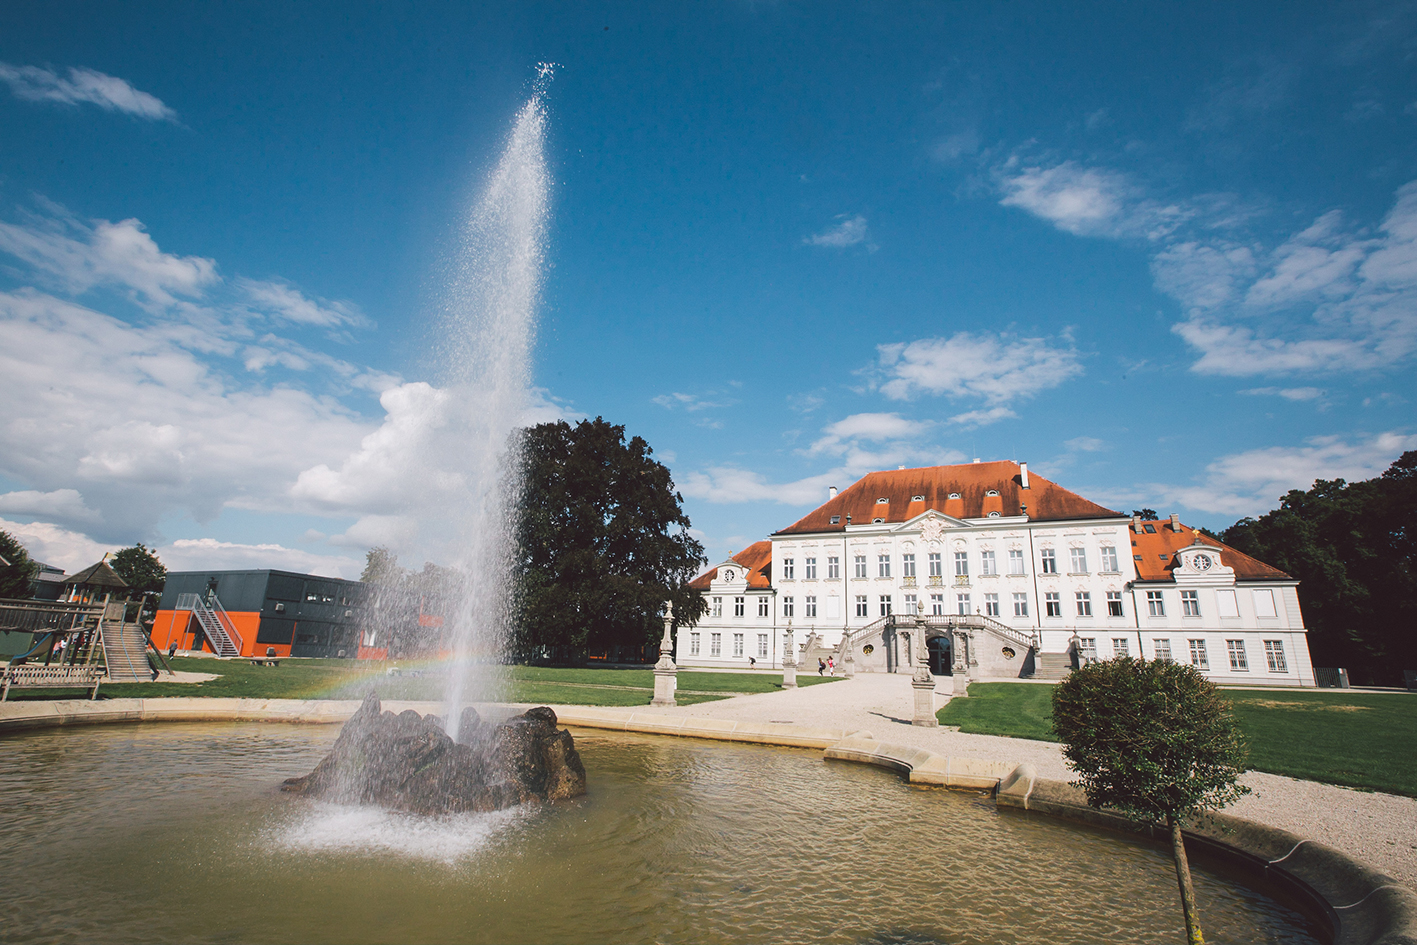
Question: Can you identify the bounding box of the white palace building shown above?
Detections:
[678,460,1316,688]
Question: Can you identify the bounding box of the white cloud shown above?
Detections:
[0,62,176,120]
[240,279,371,331]
[1064,436,1107,452]
[0,516,361,579]
[1239,387,1326,401]
[1143,431,1417,517]
[805,214,870,248]
[0,489,99,523]
[0,213,217,307]
[652,390,735,412]
[809,413,933,453]
[1151,241,1258,310]
[872,331,1082,419]
[995,160,1190,241]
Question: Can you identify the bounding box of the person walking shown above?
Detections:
[827,656,835,676]
[817,658,826,676]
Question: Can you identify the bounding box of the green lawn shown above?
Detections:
[6,658,840,708]
[938,682,1417,798]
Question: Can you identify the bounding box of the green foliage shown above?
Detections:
[1052,658,1250,825]
[110,544,167,597]
[360,546,406,586]
[511,418,708,656]
[1221,450,1417,684]
[0,530,37,599]
[1131,508,1159,520]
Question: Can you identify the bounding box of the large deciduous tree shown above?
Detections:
[1221,450,1417,685]
[1053,657,1250,945]
[111,544,167,597]
[0,530,37,599]
[511,418,707,658]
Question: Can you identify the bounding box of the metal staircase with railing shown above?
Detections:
[176,592,244,657]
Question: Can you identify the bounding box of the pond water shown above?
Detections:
[0,723,1319,944]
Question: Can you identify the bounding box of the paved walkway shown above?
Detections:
[578,671,1417,890]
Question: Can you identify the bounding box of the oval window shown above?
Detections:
[862,644,875,655]
[1001,646,1016,659]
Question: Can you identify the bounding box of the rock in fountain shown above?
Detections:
[282,693,586,814]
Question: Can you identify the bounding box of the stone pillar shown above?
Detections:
[782,624,797,689]
[912,624,938,726]
[651,602,677,707]
[843,641,855,678]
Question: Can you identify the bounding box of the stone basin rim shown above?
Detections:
[1,697,1411,945]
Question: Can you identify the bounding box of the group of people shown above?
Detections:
[817,656,835,676]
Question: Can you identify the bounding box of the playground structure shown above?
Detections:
[0,590,174,698]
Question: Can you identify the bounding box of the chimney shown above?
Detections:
[1132,514,1141,532]
[973,457,981,464]
[828,485,838,499]
[1170,513,1182,533]
[897,465,905,470]
[1020,462,1030,490]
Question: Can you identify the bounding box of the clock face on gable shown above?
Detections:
[723,569,735,582]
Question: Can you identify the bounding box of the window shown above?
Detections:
[733,633,744,658]
[828,556,840,579]
[1143,523,1157,533]
[1100,546,1119,572]
[805,557,817,580]
[1076,591,1092,617]
[734,596,745,617]
[878,554,891,578]
[710,633,722,657]
[1078,637,1098,663]
[1045,592,1061,617]
[904,593,918,615]
[830,515,841,525]
[1008,549,1025,575]
[1227,640,1249,671]
[1181,590,1200,617]
[1070,548,1088,573]
[1253,589,1278,618]
[758,634,769,659]
[1040,549,1057,573]
[1216,589,1239,618]
[1013,593,1029,617]
[1188,639,1209,670]
[879,595,893,617]
[854,555,868,578]
[1264,640,1287,673]
[690,633,700,656]
[984,593,1000,617]
[1113,638,1129,657]
[1153,639,1172,662]
[980,550,996,575]
[758,597,769,618]
[855,595,869,617]
[782,558,795,580]
[954,551,969,576]
[1146,591,1165,617]
[876,496,889,504]
[805,595,817,618]
[956,593,971,616]
[274,602,286,613]
[928,553,943,577]
[711,596,722,618]
[902,554,916,578]
[931,593,945,616]
[782,597,794,618]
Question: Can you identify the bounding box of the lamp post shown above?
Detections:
[651,601,678,707]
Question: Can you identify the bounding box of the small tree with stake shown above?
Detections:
[1052,657,1250,945]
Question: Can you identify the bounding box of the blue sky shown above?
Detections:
[1,2,1415,578]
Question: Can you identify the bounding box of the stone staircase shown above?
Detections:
[1029,652,1074,681]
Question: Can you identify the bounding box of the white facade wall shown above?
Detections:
[681,507,1315,686]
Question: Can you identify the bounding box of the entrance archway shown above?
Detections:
[927,635,953,676]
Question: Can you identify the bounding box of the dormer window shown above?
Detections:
[1143,524,1157,533]
[988,511,1000,517]
[948,492,961,500]
[872,517,885,524]
[876,497,889,504]
[912,495,925,502]
[830,515,841,525]
[985,489,999,497]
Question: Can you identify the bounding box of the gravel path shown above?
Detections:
[600,672,1417,890]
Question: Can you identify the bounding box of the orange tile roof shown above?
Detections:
[688,540,773,591]
[774,461,1120,535]
[1129,523,1291,582]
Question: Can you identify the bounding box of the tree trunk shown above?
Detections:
[1169,812,1204,945]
